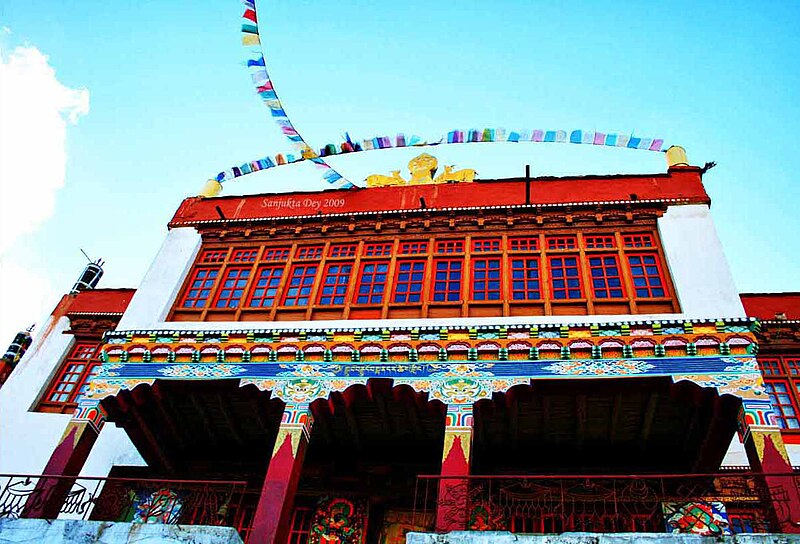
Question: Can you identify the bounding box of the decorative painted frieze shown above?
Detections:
[83,318,765,408]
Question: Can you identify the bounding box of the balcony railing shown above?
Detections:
[0,474,251,534]
[414,473,800,535]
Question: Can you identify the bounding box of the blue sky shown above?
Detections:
[1,0,799,342]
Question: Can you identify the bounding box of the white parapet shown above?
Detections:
[657,204,745,319]
[117,226,201,330]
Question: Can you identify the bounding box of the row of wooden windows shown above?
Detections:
[177,233,670,311]
[759,356,800,430]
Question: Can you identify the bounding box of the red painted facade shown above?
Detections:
[742,293,800,321]
[169,167,708,227]
[64,288,135,315]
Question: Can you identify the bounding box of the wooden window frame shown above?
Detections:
[281,263,319,306]
[179,266,221,308]
[587,254,625,299]
[317,262,354,305]
[263,247,291,261]
[622,233,655,248]
[435,240,465,254]
[584,235,616,249]
[231,248,260,262]
[353,260,390,304]
[432,258,463,302]
[509,236,539,252]
[199,249,227,263]
[363,242,393,257]
[546,235,578,250]
[399,241,428,255]
[287,506,313,544]
[510,256,541,300]
[38,342,100,413]
[328,243,357,258]
[471,257,502,301]
[759,357,782,377]
[392,259,426,303]
[765,380,800,430]
[626,253,667,298]
[246,265,284,308]
[472,238,501,252]
[295,245,323,260]
[549,255,583,300]
[212,267,252,309]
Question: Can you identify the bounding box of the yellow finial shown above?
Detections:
[198,179,223,198]
[666,146,689,168]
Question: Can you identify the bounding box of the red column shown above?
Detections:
[740,399,800,532]
[250,402,313,544]
[22,402,106,518]
[436,403,473,532]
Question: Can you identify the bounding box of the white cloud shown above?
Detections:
[0,45,89,344]
[0,45,89,254]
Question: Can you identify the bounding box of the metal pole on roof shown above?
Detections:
[525,164,531,205]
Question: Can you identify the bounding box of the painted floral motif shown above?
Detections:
[85,378,155,400]
[542,360,654,376]
[277,364,340,377]
[429,363,495,378]
[94,364,124,378]
[244,377,362,403]
[157,364,246,378]
[672,373,765,399]
[722,357,759,372]
[430,378,489,404]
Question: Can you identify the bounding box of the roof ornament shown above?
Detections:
[365,154,476,188]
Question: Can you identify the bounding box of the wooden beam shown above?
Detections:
[576,394,587,449]
[249,397,270,435]
[400,390,426,442]
[691,395,721,473]
[332,393,361,451]
[639,393,659,445]
[682,403,703,454]
[307,399,333,446]
[120,393,176,474]
[189,392,218,444]
[217,394,246,447]
[506,395,519,451]
[368,381,393,435]
[609,394,623,444]
[150,385,189,450]
[541,396,551,442]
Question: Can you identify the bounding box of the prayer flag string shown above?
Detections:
[213,127,669,184]
[241,0,353,189]
[229,1,670,190]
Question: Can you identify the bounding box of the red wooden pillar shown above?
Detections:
[22,402,106,519]
[436,403,474,532]
[250,402,313,544]
[740,399,800,532]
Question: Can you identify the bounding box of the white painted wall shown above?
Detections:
[721,435,749,467]
[786,444,800,466]
[722,434,800,469]
[0,312,144,478]
[117,227,201,331]
[657,204,745,319]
